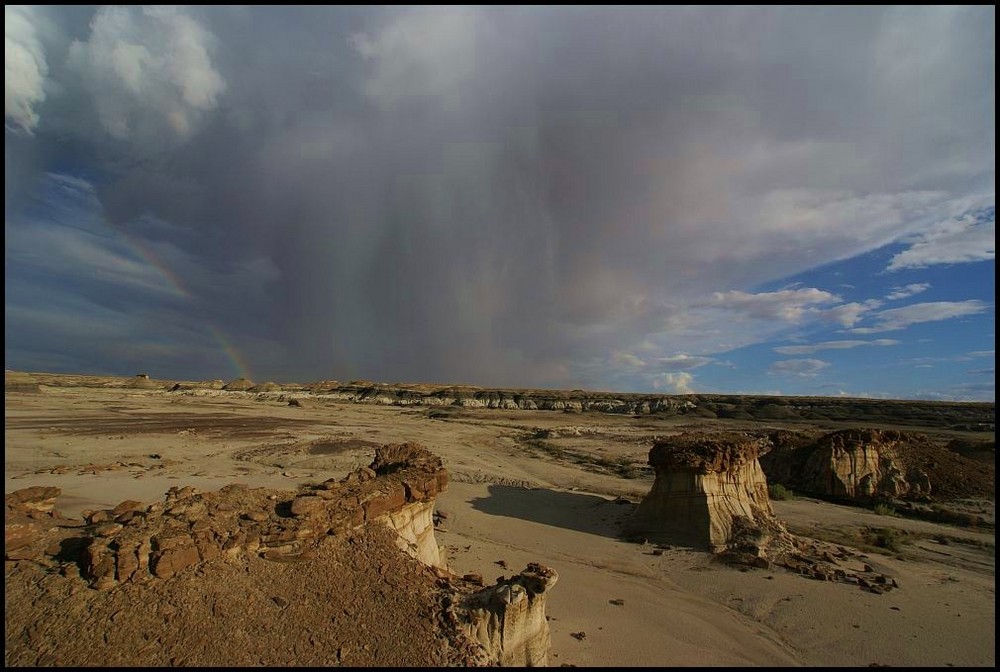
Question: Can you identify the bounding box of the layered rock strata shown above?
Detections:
[623,432,794,556]
[759,428,952,502]
[808,429,932,499]
[454,563,559,666]
[622,433,903,593]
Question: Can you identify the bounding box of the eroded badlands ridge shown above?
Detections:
[624,432,904,591]
[11,369,995,430]
[4,443,557,667]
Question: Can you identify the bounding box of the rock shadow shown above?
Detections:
[469,485,635,539]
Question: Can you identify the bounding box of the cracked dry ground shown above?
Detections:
[5,524,467,667]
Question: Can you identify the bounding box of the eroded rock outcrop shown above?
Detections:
[622,433,902,593]
[623,433,793,556]
[453,563,559,667]
[4,443,558,667]
[758,429,957,502]
[805,429,931,499]
[67,442,450,590]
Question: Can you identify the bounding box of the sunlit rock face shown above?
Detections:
[624,433,783,552]
[804,429,931,499]
[760,428,935,501]
[457,563,559,667]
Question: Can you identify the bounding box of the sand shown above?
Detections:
[5,385,995,666]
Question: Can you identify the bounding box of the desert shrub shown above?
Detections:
[866,526,907,552]
[873,503,898,517]
[768,483,794,500]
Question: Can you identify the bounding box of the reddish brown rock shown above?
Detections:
[290,496,326,517]
[6,486,60,512]
[152,543,200,579]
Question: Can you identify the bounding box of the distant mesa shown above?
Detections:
[4,370,41,394]
[222,377,255,391]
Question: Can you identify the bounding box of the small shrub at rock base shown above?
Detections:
[768,483,794,501]
[873,503,898,517]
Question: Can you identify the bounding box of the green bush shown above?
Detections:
[768,483,794,500]
[867,526,906,552]
[873,503,898,517]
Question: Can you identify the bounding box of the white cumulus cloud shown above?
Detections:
[67,6,225,145]
[5,6,48,134]
[652,371,696,394]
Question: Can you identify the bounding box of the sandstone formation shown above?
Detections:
[4,443,558,667]
[251,381,283,393]
[759,428,993,503]
[455,563,559,666]
[623,433,792,556]
[621,434,903,592]
[4,370,41,393]
[806,429,931,499]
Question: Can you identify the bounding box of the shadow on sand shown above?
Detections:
[469,484,636,539]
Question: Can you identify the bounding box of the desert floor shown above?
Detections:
[5,386,995,667]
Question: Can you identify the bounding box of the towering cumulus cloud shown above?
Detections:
[5,5,49,134]
[66,6,225,144]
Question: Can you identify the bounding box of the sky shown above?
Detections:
[4,6,995,401]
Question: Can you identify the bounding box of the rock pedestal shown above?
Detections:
[624,433,787,553]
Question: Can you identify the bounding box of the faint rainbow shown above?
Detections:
[118,231,254,381]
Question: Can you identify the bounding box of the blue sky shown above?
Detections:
[4,6,995,401]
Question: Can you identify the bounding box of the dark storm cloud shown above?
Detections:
[5,6,995,388]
